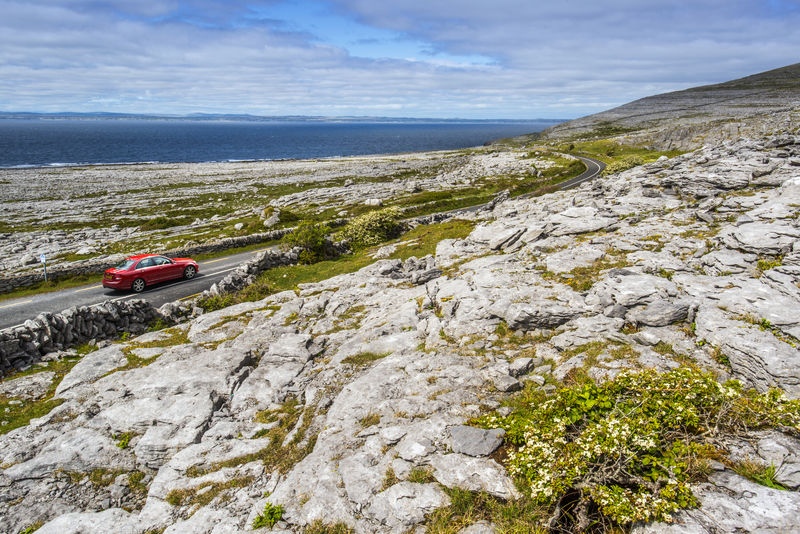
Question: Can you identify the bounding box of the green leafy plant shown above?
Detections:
[282,221,333,264]
[252,501,284,529]
[732,459,787,490]
[115,431,134,449]
[337,207,405,250]
[475,367,800,531]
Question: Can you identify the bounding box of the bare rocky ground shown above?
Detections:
[0,147,553,277]
[540,63,800,151]
[1,132,799,533]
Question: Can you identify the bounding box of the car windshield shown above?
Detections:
[115,259,135,270]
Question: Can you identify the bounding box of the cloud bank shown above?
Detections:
[1,0,798,118]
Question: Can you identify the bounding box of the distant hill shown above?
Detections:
[0,111,559,125]
[540,63,800,150]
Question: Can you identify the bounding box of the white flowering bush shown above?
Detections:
[476,367,800,531]
[337,207,405,249]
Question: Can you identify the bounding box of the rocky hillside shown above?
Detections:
[2,131,799,532]
[540,63,800,150]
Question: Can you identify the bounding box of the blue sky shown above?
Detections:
[1,0,798,119]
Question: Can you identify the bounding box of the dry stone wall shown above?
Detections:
[0,242,304,375]
[0,299,160,374]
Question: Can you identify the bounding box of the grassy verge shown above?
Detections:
[198,218,475,311]
[554,138,684,169]
[0,274,101,303]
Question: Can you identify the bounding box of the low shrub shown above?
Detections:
[475,367,800,531]
[337,207,405,250]
[282,221,332,264]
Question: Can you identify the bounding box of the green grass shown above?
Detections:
[341,351,392,367]
[0,354,89,435]
[198,218,477,312]
[425,488,548,534]
[186,395,322,479]
[556,137,684,168]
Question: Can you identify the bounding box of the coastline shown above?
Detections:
[0,143,566,280]
[0,118,554,169]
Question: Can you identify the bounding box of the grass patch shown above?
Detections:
[189,395,321,478]
[541,252,628,292]
[425,488,547,534]
[342,351,391,367]
[165,476,254,508]
[382,466,400,490]
[393,219,476,260]
[0,355,87,435]
[407,466,436,484]
[359,412,381,428]
[557,136,684,168]
[756,256,782,275]
[304,520,354,534]
[731,460,788,490]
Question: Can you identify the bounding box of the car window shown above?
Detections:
[136,258,154,269]
[154,256,172,265]
[115,259,135,270]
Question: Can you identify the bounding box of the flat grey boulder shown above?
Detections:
[720,222,800,255]
[37,508,132,534]
[55,345,127,398]
[366,482,450,531]
[449,425,505,457]
[0,370,54,400]
[430,453,520,500]
[625,299,691,327]
[694,306,800,397]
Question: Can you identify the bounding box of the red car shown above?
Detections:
[103,254,199,293]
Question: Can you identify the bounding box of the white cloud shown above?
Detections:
[1,0,798,118]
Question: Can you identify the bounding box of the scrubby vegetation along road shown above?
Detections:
[0,145,580,285]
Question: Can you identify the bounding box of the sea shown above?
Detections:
[0,118,560,168]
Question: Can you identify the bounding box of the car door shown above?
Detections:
[152,256,178,282]
[135,257,157,283]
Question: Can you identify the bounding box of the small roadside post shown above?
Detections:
[40,253,47,282]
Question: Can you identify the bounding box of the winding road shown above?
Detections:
[559,155,606,190]
[0,154,605,330]
[0,248,267,330]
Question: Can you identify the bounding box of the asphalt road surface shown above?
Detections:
[0,155,606,330]
[0,248,269,330]
[558,156,606,190]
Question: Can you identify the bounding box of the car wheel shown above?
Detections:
[183,265,197,280]
[131,278,146,293]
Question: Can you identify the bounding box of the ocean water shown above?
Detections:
[0,119,558,168]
